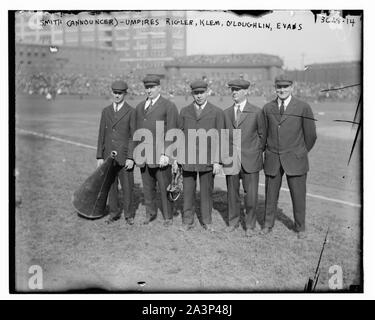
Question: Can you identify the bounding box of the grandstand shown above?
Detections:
[285,61,361,85]
[164,53,283,82]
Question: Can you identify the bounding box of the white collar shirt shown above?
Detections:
[194,100,208,110]
[113,100,125,112]
[145,94,161,109]
[277,95,292,110]
[234,99,247,113]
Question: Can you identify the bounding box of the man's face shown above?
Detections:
[192,89,208,106]
[112,90,126,104]
[145,85,161,100]
[231,87,247,104]
[275,83,293,100]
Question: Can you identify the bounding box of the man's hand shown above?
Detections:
[213,163,222,175]
[159,155,169,168]
[97,159,104,168]
[124,159,134,170]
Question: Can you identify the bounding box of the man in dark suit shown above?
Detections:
[178,80,224,232]
[222,79,266,237]
[96,80,136,225]
[262,75,317,239]
[133,75,179,226]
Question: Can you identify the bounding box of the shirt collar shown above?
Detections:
[151,94,161,105]
[195,100,208,110]
[113,100,125,111]
[235,99,247,112]
[278,95,292,108]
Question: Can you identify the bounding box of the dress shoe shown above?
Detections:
[297,231,307,239]
[245,228,257,238]
[179,224,193,232]
[260,227,272,235]
[142,215,156,225]
[105,214,121,224]
[163,219,173,227]
[125,217,134,225]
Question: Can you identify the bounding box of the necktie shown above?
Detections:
[145,99,152,113]
[280,100,285,116]
[235,105,241,124]
[196,105,202,117]
[114,103,118,112]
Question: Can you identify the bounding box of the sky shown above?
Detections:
[185,10,362,70]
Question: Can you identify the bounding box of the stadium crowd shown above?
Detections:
[16,71,360,102]
[172,54,283,66]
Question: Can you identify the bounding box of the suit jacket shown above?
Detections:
[134,96,179,168]
[179,101,225,172]
[262,96,317,176]
[96,102,135,166]
[222,100,266,175]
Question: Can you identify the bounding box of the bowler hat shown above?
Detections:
[111,80,128,92]
[143,75,161,86]
[190,80,208,92]
[275,74,293,85]
[227,79,250,89]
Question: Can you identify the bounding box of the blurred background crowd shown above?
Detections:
[16,70,360,102]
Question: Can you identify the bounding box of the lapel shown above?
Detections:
[107,104,116,124]
[237,101,252,127]
[229,104,236,127]
[197,101,212,120]
[268,99,281,122]
[187,103,198,119]
[144,96,163,116]
[279,96,297,124]
[112,102,131,127]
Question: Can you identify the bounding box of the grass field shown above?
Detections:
[14,93,362,292]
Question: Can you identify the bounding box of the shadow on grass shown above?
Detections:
[212,189,296,231]
[118,180,296,231]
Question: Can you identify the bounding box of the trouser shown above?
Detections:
[226,169,259,229]
[108,166,135,219]
[140,165,173,220]
[264,166,307,232]
[182,170,213,226]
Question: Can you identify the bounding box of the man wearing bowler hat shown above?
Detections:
[96,80,136,225]
[262,74,317,239]
[222,79,266,237]
[134,75,179,226]
[178,80,224,232]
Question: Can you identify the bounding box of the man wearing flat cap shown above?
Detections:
[96,80,136,225]
[178,79,224,232]
[222,79,266,237]
[133,75,179,226]
[262,74,317,239]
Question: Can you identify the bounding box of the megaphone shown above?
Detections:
[72,151,118,219]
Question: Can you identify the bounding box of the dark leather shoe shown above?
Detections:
[142,215,156,225]
[125,217,134,225]
[105,214,121,224]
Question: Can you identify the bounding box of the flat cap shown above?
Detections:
[190,80,208,92]
[143,75,160,86]
[111,80,128,91]
[227,79,250,89]
[275,74,293,85]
